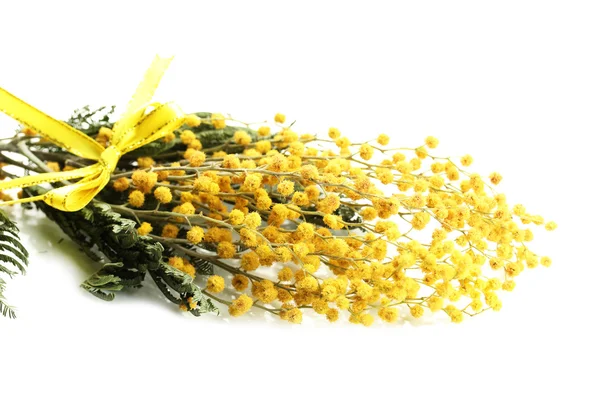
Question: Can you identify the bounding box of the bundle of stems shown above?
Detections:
[0,107,555,324]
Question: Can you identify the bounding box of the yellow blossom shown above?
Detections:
[137,222,153,236]
[425,136,439,149]
[228,209,244,225]
[280,308,302,323]
[257,126,271,137]
[377,134,390,145]
[161,224,179,238]
[113,177,130,192]
[274,113,286,124]
[328,127,341,139]
[234,130,252,145]
[211,113,226,129]
[229,294,253,317]
[184,114,201,127]
[232,275,249,291]
[217,242,236,258]
[186,226,204,244]
[277,179,295,196]
[206,275,225,293]
[378,307,398,323]
[153,186,172,204]
[128,190,145,208]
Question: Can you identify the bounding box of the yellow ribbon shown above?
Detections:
[0,56,185,212]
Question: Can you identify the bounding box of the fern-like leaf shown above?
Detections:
[0,210,29,319]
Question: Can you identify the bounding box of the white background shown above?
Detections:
[1,1,598,399]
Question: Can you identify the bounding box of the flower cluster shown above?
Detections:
[101,112,554,325]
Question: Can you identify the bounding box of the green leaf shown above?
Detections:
[127,139,176,158]
[80,284,116,301]
[0,210,28,318]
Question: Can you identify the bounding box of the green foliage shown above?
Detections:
[126,139,177,158]
[25,187,216,315]
[186,112,258,151]
[66,105,116,135]
[294,203,365,232]
[0,210,28,319]
[193,259,215,276]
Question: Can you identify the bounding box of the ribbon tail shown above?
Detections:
[0,193,47,208]
[0,88,105,160]
[0,164,99,192]
[111,56,173,145]
[0,164,103,212]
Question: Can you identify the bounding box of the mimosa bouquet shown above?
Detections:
[0,57,555,324]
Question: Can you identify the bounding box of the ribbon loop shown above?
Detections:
[0,56,185,212]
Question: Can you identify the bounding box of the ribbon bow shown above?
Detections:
[0,56,185,212]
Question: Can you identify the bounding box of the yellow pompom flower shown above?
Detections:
[180,130,196,145]
[232,274,249,292]
[335,296,350,310]
[131,170,158,194]
[540,256,552,267]
[233,130,252,145]
[359,143,374,160]
[428,296,443,312]
[228,209,245,225]
[229,294,253,317]
[163,131,175,143]
[327,127,341,139]
[489,172,503,185]
[128,190,145,208]
[410,305,424,318]
[206,275,225,293]
[274,113,286,124]
[415,146,428,159]
[460,154,473,167]
[323,214,345,230]
[377,134,390,146]
[359,314,374,327]
[257,126,271,137]
[177,202,196,215]
[502,280,516,291]
[161,224,179,238]
[292,192,309,206]
[188,150,206,167]
[137,157,154,169]
[252,280,278,303]
[411,212,431,230]
[241,252,260,271]
[277,267,294,282]
[113,177,130,192]
[153,186,172,204]
[378,307,399,323]
[186,226,205,244]
[425,136,439,149]
[326,308,339,322]
[280,308,302,324]
[97,126,113,141]
[184,114,201,127]
[211,113,226,129]
[217,242,236,259]
[277,179,295,196]
[137,222,153,236]
[335,136,351,149]
[244,212,262,229]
